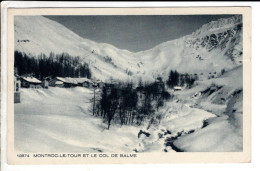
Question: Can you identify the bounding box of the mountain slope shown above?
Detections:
[14,15,243,81]
[14,16,144,82]
[137,15,242,78]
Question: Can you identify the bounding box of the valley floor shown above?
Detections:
[15,84,242,153]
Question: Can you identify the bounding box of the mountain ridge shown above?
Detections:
[14,15,243,82]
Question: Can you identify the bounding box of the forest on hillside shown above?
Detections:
[14,51,91,79]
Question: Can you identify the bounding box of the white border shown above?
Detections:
[1,1,259,171]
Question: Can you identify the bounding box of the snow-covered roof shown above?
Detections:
[56,77,68,83]
[174,86,182,90]
[55,81,63,85]
[56,77,93,84]
[22,77,41,84]
[74,77,93,84]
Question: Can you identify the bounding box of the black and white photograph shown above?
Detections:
[13,13,245,153]
[1,6,251,165]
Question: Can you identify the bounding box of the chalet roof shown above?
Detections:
[75,78,93,84]
[174,86,182,90]
[55,81,63,85]
[22,77,41,84]
[56,77,93,84]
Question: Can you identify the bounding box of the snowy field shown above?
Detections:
[14,67,243,153]
[15,87,143,153]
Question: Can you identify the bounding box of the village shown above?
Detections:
[14,74,105,103]
[13,69,221,104]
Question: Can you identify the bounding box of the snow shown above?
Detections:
[15,64,243,153]
[192,15,242,37]
[56,77,93,84]
[15,15,242,82]
[174,86,182,90]
[21,76,41,83]
[15,87,142,153]
[14,15,244,153]
[195,66,243,90]
[157,101,216,141]
[55,81,63,85]
[13,87,218,153]
[170,66,243,152]
[174,116,243,152]
[15,16,144,82]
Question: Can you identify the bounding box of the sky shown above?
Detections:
[45,15,234,52]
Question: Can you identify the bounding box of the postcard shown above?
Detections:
[2,7,251,164]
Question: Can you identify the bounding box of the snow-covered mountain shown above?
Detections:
[14,15,243,82]
[136,15,242,78]
[14,16,144,82]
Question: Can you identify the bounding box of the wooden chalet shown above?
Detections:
[20,76,42,88]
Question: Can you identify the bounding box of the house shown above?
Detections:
[62,77,78,87]
[174,86,182,91]
[20,76,42,88]
[49,77,93,88]
[49,77,76,88]
[75,78,93,88]
[82,81,92,88]
[49,80,64,87]
[55,81,64,87]
[14,75,21,103]
[49,77,64,87]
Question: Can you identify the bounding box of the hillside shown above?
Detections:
[14,16,144,82]
[15,15,242,82]
[137,15,242,79]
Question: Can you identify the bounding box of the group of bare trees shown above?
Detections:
[92,78,171,130]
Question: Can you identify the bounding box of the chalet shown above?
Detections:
[174,86,182,91]
[49,77,93,88]
[49,77,65,87]
[52,80,64,87]
[21,76,42,88]
[50,77,75,88]
[62,77,78,87]
[82,81,92,88]
[75,78,94,88]
[14,75,21,103]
